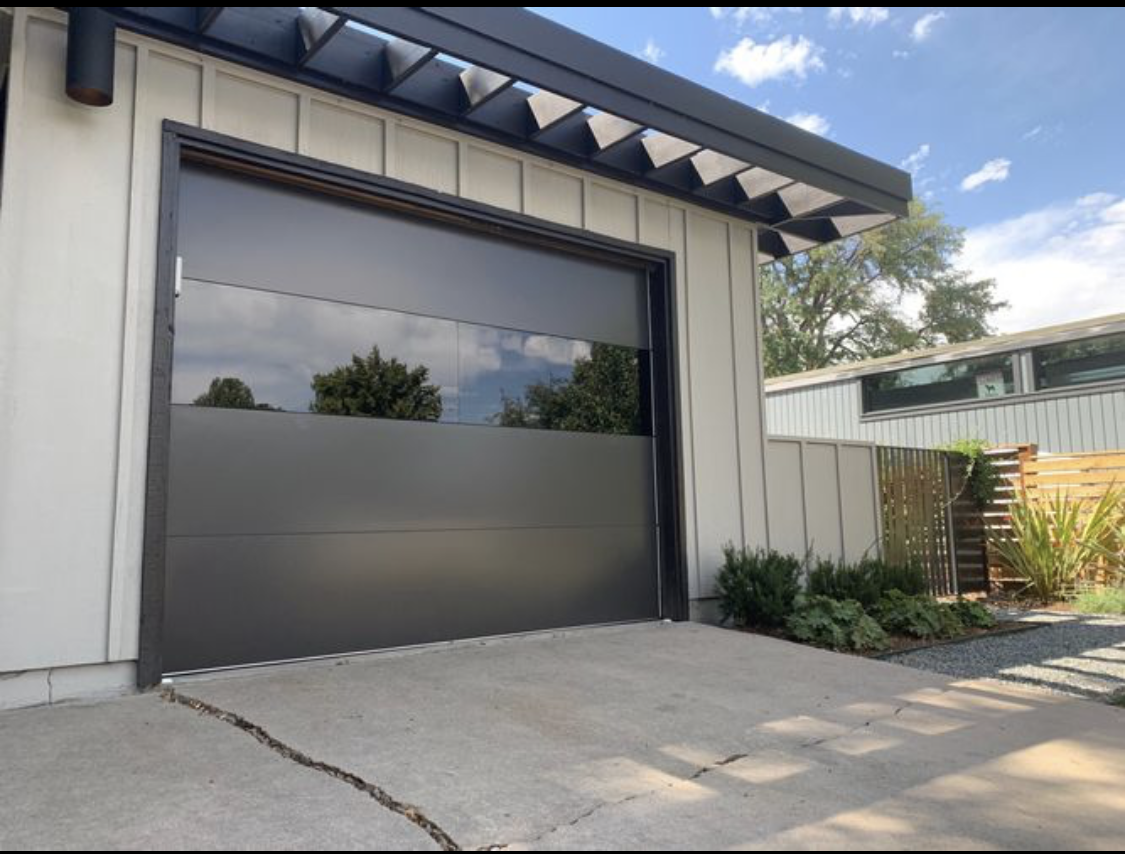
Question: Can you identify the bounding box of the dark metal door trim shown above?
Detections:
[138,120,687,687]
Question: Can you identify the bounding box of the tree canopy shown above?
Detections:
[193,376,259,409]
[310,344,443,421]
[496,343,642,435]
[760,200,1005,377]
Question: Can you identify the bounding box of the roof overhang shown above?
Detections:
[97,7,913,260]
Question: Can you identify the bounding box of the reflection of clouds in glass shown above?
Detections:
[457,323,589,426]
[524,334,591,365]
[173,281,457,415]
[457,325,503,382]
[172,281,623,428]
[458,325,590,381]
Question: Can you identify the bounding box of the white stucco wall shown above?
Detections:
[0,8,772,680]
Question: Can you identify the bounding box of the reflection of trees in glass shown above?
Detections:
[496,343,642,435]
[310,344,443,421]
[193,377,259,409]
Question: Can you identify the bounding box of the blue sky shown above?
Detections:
[531,7,1125,333]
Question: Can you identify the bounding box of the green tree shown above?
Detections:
[193,376,258,409]
[310,344,442,421]
[497,343,641,434]
[760,200,1005,377]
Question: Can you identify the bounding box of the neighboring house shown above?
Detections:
[766,313,1125,453]
[0,7,910,707]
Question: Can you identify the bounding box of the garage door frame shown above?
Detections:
[137,120,687,687]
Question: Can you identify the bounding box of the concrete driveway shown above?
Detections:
[3,622,1124,850]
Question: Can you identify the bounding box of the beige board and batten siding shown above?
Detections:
[765,437,882,565]
[766,377,1125,453]
[0,8,770,678]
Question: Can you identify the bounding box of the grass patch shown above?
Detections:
[1070,584,1125,615]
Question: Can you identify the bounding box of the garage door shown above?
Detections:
[160,163,665,673]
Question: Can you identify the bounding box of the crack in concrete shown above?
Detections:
[798,701,913,749]
[161,688,460,851]
[482,751,753,850]
[688,751,748,781]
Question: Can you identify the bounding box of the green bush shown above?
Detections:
[786,594,888,652]
[948,597,997,629]
[873,591,964,639]
[1071,584,1125,615]
[807,558,927,609]
[715,545,802,629]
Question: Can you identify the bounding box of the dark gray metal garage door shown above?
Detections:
[161,163,661,672]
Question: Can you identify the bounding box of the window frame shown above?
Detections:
[859,352,1017,416]
[1031,330,1125,392]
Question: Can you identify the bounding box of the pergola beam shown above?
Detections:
[296,9,345,67]
[196,8,224,34]
[383,39,437,92]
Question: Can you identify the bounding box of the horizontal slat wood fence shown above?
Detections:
[985,445,1125,586]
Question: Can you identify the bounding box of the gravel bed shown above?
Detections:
[884,609,1125,702]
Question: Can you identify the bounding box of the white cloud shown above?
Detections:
[961,193,1125,332]
[714,35,825,87]
[828,7,889,27]
[900,143,931,175]
[911,11,946,42]
[892,49,910,59]
[711,7,802,27]
[1021,125,1043,141]
[638,38,665,65]
[786,111,831,136]
[959,158,1011,192]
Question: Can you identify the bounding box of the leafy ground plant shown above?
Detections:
[873,591,964,639]
[989,487,1124,600]
[786,594,888,652]
[715,545,802,629]
[948,597,997,629]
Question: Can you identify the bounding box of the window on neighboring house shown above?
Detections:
[861,354,1016,414]
[1032,331,1125,391]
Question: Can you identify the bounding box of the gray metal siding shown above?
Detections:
[766,380,1125,453]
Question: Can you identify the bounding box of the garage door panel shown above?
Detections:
[167,405,657,536]
[161,162,665,673]
[164,525,659,673]
[177,163,649,349]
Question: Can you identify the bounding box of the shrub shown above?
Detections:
[989,487,1124,601]
[1070,583,1125,616]
[786,595,888,652]
[873,591,963,639]
[875,560,929,598]
[807,558,927,609]
[715,545,802,629]
[948,597,997,629]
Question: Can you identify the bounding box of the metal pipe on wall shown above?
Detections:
[66,8,116,107]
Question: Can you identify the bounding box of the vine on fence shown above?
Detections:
[937,438,1001,509]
